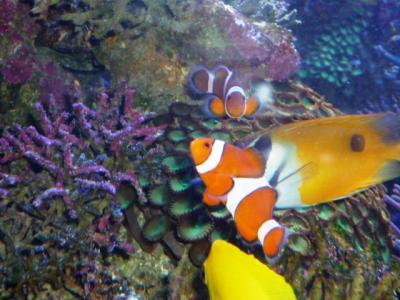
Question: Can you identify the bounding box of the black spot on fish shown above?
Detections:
[350,134,365,152]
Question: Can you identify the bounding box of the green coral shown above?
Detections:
[297,6,373,96]
[140,83,400,298]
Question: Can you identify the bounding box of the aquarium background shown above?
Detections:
[0,0,399,299]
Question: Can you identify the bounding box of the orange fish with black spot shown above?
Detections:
[190,113,400,260]
[186,65,260,118]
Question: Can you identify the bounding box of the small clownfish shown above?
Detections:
[186,65,260,118]
[190,113,400,259]
[204,240,297,300]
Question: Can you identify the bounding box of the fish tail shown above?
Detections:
[244,96,261,116]
[258,219,289,259]
[374,113,400,181]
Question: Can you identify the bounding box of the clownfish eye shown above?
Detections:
[204,142,211,149]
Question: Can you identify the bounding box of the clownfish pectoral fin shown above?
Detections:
[186,65,214,99]
[204,174,234,197]
[203,191,227,206]
[244,96,260,116]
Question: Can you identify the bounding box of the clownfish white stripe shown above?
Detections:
[222,67,234,98]
[195,140,225,174]
[207,72,215,94]
[257,219,281,245]
[226,178,271,217]
[226,86,246,98]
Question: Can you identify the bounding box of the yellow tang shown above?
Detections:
[203,240,297,300]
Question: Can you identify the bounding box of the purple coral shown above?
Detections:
[266,40,300,81]
[384,184,400,257]
[0,1,40,85]
[2,48,36,85]
[0,84,165,257]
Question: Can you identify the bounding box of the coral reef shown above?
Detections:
[136,80,400,299]
[225,0,299,26]
[0,84,164,297]
[0,1,399,299]
[292,0,400,114]
[0,0,39,83]
[33,0,299,112]
[0,0,41,126]
[384,184,400,259]
[294,2,375,111]
[370,0,400,114]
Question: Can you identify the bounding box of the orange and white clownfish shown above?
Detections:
[190,113,400,259]
[186,65,260,118]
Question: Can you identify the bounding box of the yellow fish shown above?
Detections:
[191,114,400,259]
[204,240,297,300]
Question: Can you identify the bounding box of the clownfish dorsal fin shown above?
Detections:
[244,96,260,116]
[212,65,233,100]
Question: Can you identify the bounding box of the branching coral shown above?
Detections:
[0,84,164,297]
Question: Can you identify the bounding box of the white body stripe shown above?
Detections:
[226,177,271,216]
[225,86,246,118]
[225,86,246,98]
[207,72,215,94]
[222,67,234,98]
[257,219,281,245]
[226,138,306,217]
[195,140,225,174]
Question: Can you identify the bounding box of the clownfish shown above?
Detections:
[190,113,400,259]
[186,65,260,118]
[204,240,297,300]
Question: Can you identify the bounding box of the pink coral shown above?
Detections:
[196,0,300,81]
[266,40,300,81]
[2,48,36,85]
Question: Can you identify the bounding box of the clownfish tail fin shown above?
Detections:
[186,65,214,100]
[258,219,289,262]
[244,96,261,116]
